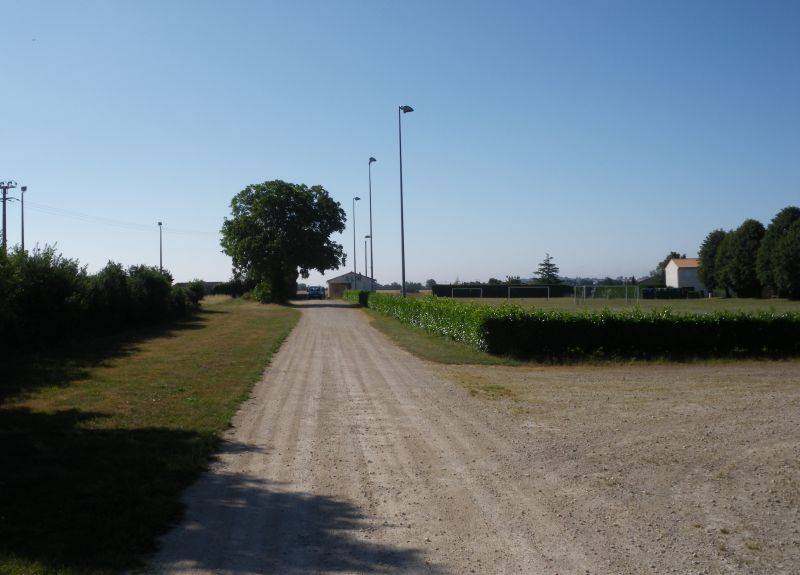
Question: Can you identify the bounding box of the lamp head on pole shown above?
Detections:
[158,221,162,227]
[369,157,376,164]
[21,186,27,193]
[354,196,361,201]
[364,234,371,239]
[399,105,414,114]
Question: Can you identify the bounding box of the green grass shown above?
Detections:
[364,309,516,365]
[0,297,299,574]
[451,296,800,314]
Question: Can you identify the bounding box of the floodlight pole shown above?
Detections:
[398,105,413,297]
[158,221,163,272]
[368,157,376,280]
[352,196,360,288]
[20,186,27,252]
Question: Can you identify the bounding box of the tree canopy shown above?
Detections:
[220,180,346,302]
[756,206,800,296]
[715,219,765,297]
[772,219,800,299]
[698,229,727,292]
[534,253,561,284]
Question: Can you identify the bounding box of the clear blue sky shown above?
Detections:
[2,0,798,283]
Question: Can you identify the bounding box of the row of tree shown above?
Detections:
[698,206,800,299]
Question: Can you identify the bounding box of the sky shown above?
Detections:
[1,0,798,284]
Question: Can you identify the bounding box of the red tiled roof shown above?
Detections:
[670,258,700,268]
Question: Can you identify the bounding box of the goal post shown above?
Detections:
[575,284,640,304]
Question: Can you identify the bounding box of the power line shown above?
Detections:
[25,201,218,236]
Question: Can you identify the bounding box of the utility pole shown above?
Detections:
[20,186,27,252]
[0,181,18,255]
[368,157,376,280]
[158,221,163,272]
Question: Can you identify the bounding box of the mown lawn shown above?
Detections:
[0,297,299,574]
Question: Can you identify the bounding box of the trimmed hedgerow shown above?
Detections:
[348,292,800,359]
[0,246,201,353]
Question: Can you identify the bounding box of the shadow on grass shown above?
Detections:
[0,407,220,572]
[0,308,227,403]
[0,408,436,574]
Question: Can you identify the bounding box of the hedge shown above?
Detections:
[0,246,203,353]
[345,291,800,359]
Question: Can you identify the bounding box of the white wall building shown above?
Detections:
[326,272,376,298]
[665,258,705,292]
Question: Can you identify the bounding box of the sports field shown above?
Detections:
[445,296,800,314]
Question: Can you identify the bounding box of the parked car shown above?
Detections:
[307,286,326,299]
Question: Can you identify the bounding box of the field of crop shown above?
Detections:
[445,296,800,314]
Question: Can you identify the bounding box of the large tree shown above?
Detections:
[534,253,561,284]
[756,206,800,296]
[697,229,727,292]
[715,219,765,297]
[220,180,346,302]
[773,219,800,300]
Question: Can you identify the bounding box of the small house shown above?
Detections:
[326,272,376,299]
[665,258,705,293]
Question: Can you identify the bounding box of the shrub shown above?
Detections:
[128,265,174,323]
[213,278,248,297]
[187,279,206,306]
[343,290,370,306]
[0,245,200,354]
[4,247,88,348]
[252,281,272,303]
[354,293,800,360]
[170,286,191,317]
[85,262,131,330]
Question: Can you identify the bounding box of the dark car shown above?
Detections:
[307,286,326,299]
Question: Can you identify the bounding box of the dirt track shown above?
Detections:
[149,300,799,574]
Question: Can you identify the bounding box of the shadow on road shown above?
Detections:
[151,472,439,574]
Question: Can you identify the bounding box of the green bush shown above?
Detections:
[0,246,201,353]
[355,293,800,360]
[343,290,370,306]
[252,281,272,303]
[187,279,206,306]
[213,278,249,297]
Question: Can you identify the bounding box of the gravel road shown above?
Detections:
[148,300,798,574]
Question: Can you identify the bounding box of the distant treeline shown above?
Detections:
[698,206,800,299]
[0,246,205,352]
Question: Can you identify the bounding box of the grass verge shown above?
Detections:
[0,297,299,574]
[364,308,517,366]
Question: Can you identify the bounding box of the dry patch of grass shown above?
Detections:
[0,297,299,574]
